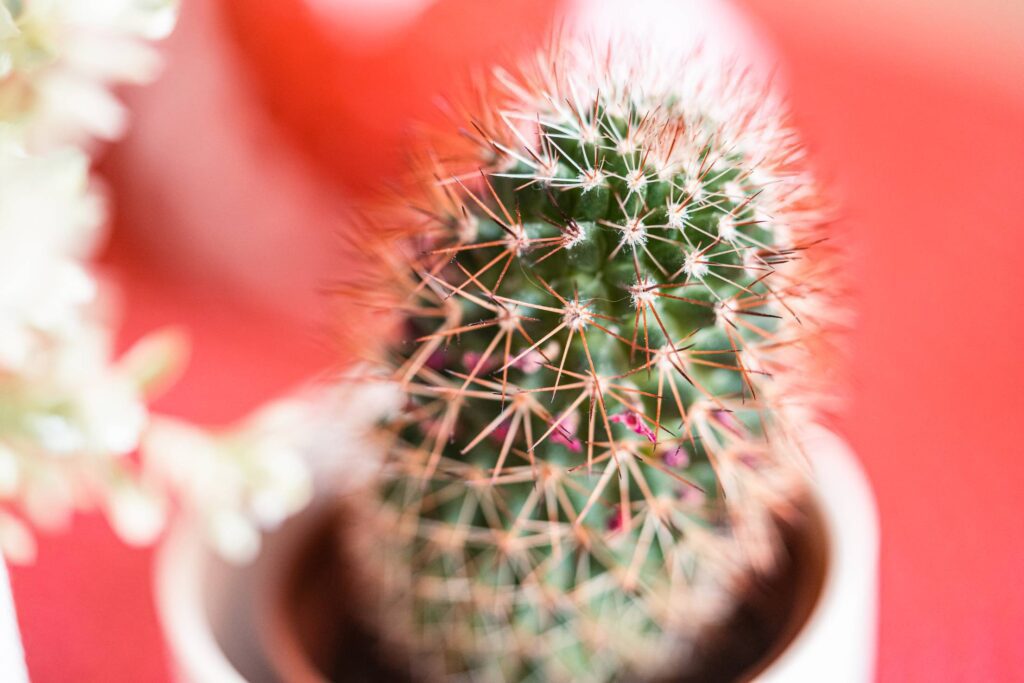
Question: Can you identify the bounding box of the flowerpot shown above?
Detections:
[155,426,877,682]
[0,557,29,683]
[155,504,327,683]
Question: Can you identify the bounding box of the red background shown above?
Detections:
[9,1,1024,681]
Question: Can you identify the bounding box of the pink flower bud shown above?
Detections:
[610,411,657,442]
[607,506,625,532]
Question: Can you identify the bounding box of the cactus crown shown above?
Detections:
[354,40,822,682]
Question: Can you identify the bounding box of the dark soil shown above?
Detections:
[277,500,827,683]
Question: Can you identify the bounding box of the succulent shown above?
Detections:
[348,39,830,682]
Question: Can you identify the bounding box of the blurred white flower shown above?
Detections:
[142,376,401,563]
[106,480,167,546]
[0,513,36,565]
[0,137,102,355]
[0,316,183,560]
[0,447,18,497]
[143,407,314,564]
[207,509,260,565]
[0,0,179,563]
[1,0,179,148]
[0,141,132,555]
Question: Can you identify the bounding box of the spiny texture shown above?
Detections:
[350,41,831,682]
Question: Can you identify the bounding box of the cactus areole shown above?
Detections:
[345,39,831,682]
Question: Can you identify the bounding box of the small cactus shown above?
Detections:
[347,38,830,682]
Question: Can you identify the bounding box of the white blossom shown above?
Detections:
[142,407,315,564]
[0,0,179,563]
[1,0,179,148]
[141,377,401,563]
[106,481,166,546]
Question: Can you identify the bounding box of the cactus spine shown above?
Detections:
[350,39,826,682]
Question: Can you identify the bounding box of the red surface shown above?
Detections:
[739,2,1024,681]
[9,2,1024,681]
[220,0,561,194]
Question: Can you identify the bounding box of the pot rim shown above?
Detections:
[155,520,249,683]
[755,425,878,682]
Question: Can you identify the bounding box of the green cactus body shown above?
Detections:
[356,43,818,683]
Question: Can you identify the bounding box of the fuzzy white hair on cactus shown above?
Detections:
[624,167,648,194]
[577,167,605,193]
[629,276,658,309]
[718,213,739,242]
[683,248,711,279]
[616,215,647,248]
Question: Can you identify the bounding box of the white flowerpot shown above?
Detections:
[155,426,877,683]
[756,426,878,682]
[0,557,29,683]
[155,509,286,683]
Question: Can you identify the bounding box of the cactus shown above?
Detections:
[347,39,828,682]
